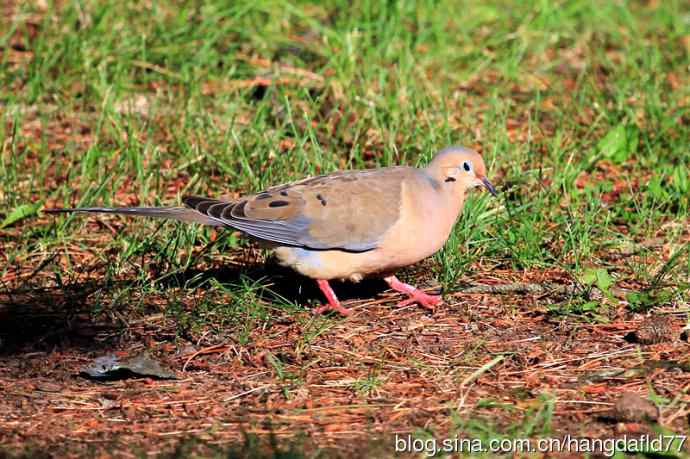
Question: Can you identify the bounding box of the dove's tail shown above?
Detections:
[43,206,222,226]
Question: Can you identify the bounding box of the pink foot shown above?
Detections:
[312,279,352,316]
[384,276,442,310]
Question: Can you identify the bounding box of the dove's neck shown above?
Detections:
[413,169,468,253]
[419,169,468,222]
[440,188,467,227]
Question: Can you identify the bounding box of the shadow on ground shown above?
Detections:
[166,260,392,306]
[0,257,394,355]
[0,282,116,355]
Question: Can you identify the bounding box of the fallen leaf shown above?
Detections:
[80,353,177,380]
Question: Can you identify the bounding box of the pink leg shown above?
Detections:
[312,279,352,316]
[384,276,442,310]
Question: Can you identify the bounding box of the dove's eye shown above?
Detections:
[462,161,472,172]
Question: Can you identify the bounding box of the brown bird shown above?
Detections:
[45,146,496,316]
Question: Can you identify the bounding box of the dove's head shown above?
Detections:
[426,146,497,197]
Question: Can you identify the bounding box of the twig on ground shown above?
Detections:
[223,385,272,402]
[182,344,230,372]
[460,354,505,388]
[450,282,632,299]
[451,282,580,296]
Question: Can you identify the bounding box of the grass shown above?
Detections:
[1,0,689,457]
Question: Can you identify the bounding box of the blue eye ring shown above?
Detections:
[462,161,471,172]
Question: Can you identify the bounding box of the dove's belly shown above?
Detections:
[273,241,441,282]
[275,247,406,282]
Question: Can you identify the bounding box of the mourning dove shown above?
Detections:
[45,146,496,315]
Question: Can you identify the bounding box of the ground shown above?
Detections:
[1,1,689,458]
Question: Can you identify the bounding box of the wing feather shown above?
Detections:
[183,166,417,251]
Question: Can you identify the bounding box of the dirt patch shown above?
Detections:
[1,267,689,457]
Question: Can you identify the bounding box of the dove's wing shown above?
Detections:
[183,167,417,252]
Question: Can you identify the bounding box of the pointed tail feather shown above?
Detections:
[43,206,222,226]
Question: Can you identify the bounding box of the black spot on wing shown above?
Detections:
[316,193,327,206]
[268,200,289,208]
[280,190,288,196]
[256,193,272,200]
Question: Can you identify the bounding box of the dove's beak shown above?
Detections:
[480,176,497,197]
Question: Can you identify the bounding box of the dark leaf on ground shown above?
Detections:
[80,352,177,380]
